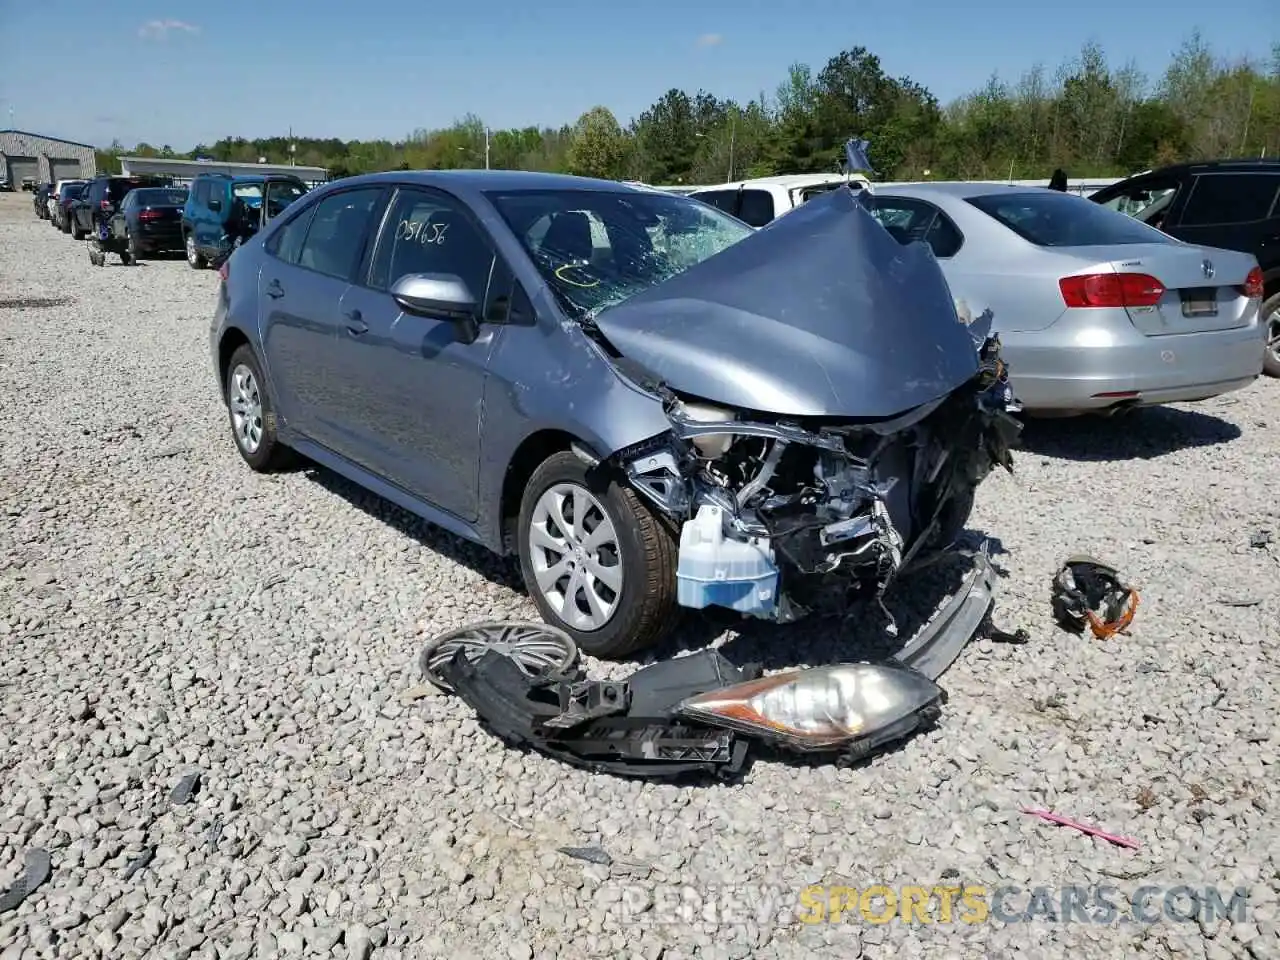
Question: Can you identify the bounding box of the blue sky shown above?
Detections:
[0,0,1275,151]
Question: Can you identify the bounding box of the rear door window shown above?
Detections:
[735,189,775,227]
[1179,173,1280,227]
[690,190,739,215]
[869,196,964,258]
[966,191,1170,247]
[295,188,384,281]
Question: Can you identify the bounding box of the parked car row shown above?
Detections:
[34,170,310,268]
[202,164,1271,661]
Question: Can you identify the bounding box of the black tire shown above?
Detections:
[186,232,206,270]
[70,216,84,240]
[516,450,679,660]
[120,249,133,266]
[60,214,71,234]
[126,230,143,261]
[1262,292,1280,379]
[223,344,293,472]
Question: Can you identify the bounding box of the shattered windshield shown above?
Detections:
[486,188,754,317]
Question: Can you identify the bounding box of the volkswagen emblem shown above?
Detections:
[1201,259,1215,280]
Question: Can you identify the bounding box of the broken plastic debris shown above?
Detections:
[170,770,201,805]
[558,846,613,866]
[0,848,52,913]
[1050,556,1139,640]
[1021,808,1140,849]
[121,846,156,881]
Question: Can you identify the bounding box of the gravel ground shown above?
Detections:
[1,189,1277,960]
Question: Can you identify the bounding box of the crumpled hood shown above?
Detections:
[593,187,981,419]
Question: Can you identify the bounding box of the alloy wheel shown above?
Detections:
[229,363,264,454]
[186,234,198,266]
[528,482,623,631]
[418,621,579,693]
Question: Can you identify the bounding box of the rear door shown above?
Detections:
[1165,170,1280,262]
[258,186,387,454]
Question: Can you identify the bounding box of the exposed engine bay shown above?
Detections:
[612,335,1022,623]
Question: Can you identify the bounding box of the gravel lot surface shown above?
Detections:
[1,189,1278,960]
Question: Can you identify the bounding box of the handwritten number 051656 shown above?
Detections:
[396,219,449,246]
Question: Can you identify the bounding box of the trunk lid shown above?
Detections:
[1066,243,1257,336]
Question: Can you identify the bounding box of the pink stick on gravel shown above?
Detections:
[1021,807,1141,849]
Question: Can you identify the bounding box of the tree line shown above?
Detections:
[98,33,1279,185]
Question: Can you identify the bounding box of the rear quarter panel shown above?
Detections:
[925,193,1075,334]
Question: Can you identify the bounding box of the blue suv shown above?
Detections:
[182,172,307,269]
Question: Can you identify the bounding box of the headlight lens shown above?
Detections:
[675,662,942,751]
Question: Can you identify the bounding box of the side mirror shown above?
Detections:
[208,198,222,213]
[391,273,480,343]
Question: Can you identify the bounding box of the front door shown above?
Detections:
[258,186,386,452]
[331,185,504,522]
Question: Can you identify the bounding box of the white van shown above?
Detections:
[687,173,874,227]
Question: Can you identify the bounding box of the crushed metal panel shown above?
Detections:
[592,187,980,418]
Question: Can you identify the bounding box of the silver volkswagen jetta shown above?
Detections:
[866,183,1267,415]
[211,171,1019,659]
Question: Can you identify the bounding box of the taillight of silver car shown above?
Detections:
[1059,272,1165,309]
[1242,266,1263,300]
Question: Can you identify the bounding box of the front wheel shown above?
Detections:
[223,345,293,471]
[517,451,679,660]
[70,217,84,240]
[1262,292,1280,379]
[186,233,206,269]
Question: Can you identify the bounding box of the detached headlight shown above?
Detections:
[675,662,942,753]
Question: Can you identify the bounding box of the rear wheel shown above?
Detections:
[224,345,293,471]
[186,233,206,269]
[126,229,143,261]
[1263,292,1280,379]
[517,451,679,660]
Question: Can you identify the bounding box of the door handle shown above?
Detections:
[343,309,368,335]
[266,279,285,299]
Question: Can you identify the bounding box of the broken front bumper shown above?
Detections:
[436,547,998,780]
[892,545,997,682]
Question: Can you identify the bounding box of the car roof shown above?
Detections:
[325,169,647,194]
[1126,158,1280,178]
[872,181,1052,201]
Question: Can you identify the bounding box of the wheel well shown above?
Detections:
[499,430,581,553]
[217,328,251,398]
[1263,267,1280,302]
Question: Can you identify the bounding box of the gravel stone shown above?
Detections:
[2,191,1279,959]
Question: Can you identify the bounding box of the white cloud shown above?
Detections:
[138,19,200,40]
[696,33,723,48]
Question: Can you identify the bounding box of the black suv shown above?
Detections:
[1090,159,1280,376]
[68,175,171,240]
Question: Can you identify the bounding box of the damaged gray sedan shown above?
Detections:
[212,170,1020,659]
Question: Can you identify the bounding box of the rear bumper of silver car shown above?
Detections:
[1002,317,1265,413]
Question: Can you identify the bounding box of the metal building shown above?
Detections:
[0,130,97,187]
[118,156,329,187]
